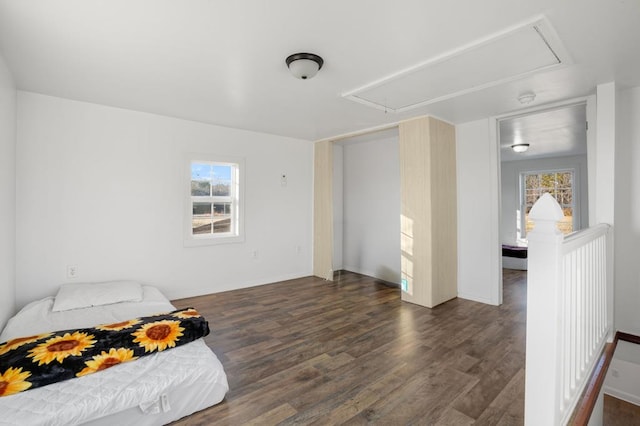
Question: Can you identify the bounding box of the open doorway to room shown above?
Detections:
[498,102,589,271]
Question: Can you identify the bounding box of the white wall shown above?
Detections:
[604,341,640,405]
[341,136,400,284]
[456,118,501,305]
[596,83,617,226]
[614,85,640,335]
[500,155,589,245]
[0,53,16,328]
[15,92,313,307]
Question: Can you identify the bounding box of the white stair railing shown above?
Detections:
[524,193,613,425]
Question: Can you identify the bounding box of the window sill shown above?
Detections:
[184,234,245,247]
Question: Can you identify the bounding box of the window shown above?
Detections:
[185,156,244,246]
[519,169,576,239]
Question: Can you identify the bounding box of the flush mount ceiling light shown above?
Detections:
[286,53,323,80]
[511,143,530,153]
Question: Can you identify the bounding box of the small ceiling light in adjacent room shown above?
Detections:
[286,53,323,80]
[517,92,536,105]
[511,143,530,153]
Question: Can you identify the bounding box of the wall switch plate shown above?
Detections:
[281,174,287,187]
[67,265,78,279]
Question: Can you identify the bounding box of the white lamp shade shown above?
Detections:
[288,58,320,80]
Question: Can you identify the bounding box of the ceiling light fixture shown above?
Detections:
[286,53,324,80]
[517,92,536,104]
[511,143,530,153]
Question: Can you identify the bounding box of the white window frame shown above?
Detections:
[184,155,245,247]
[518,167,578,240]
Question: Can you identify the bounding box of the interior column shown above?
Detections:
[313,140,334,281]
[399,116,457,308]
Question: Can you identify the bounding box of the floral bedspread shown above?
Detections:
[0,308,209,397]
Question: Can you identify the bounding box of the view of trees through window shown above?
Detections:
[191,163,234,235]
[521,170,574,237]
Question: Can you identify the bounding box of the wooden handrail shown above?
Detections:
[616,331,640,345]
[568,331,640,425]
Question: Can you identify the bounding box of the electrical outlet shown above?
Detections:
[67,265,78,279]
[251,249,259,259]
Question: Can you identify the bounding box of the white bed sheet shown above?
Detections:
[0,286,228,425]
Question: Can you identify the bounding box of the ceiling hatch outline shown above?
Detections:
[342,15,572,113]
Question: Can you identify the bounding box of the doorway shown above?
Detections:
[498,102,589,252]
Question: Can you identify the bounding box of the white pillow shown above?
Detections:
[52,280,143,312]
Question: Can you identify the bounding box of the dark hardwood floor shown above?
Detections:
[171,269,527,425]
[604,394,640,425]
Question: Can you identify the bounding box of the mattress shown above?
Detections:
[0,286,228,425]
[501,244,528,259]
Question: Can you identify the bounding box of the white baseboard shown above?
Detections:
[340,266,401,286]
[603,356,640,406]
[166,271,312,300]
[457,292,497,305]
[603,386,640,406]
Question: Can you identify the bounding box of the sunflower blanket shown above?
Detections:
[0,308,209,397]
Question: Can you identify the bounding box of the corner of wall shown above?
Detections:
[456,118,502,306]
[0,51,17,330]
[613,84,640,336]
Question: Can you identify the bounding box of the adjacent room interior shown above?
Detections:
[499,102,590,272]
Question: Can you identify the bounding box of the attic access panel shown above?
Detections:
[342,16,571,113]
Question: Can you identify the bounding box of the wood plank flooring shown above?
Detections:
[171,269,527,425]
[604,394,640,425]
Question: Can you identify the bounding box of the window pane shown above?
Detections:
[557,172,572,188]
[522,170,575,237]
[186,157,244,246]
[525,174,539,188]
[557,189,572,206]
[525,189,539,207]
[540,173,555,190]
[191,180,210,196]
[191,163,212,196]
[213,202,231,233]
[192,202,212,235]
[212,165,232,196]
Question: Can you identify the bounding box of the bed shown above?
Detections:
[502,244,528,270]
[0,282,228,425]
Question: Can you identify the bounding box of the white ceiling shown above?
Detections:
[499,103,587,162]
[0,0,638,141]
